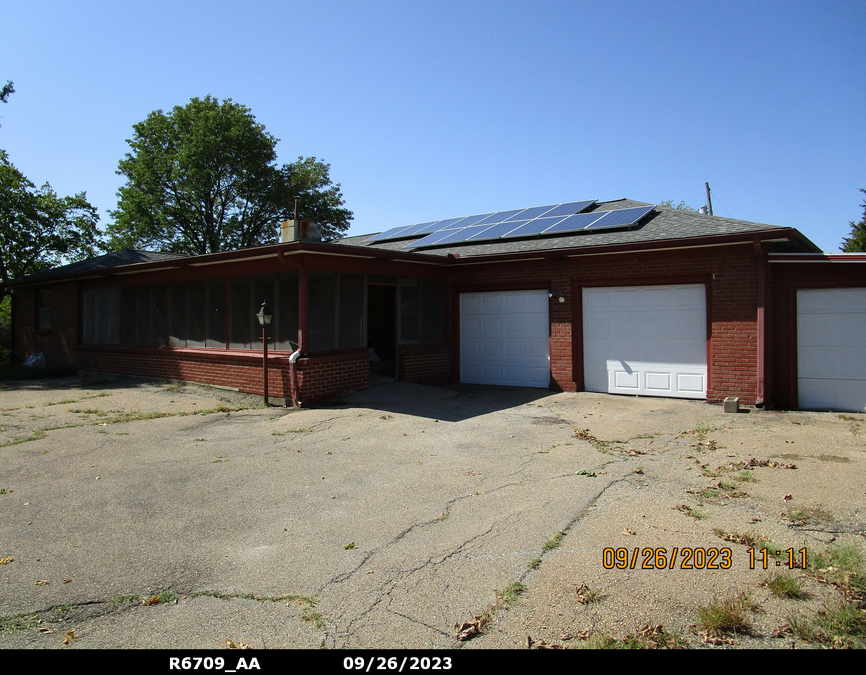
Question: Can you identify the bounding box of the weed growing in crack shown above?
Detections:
[543,531,564,552]
[763,572,803,599]
[696,592,759,635]
[713,529,768,548]
[497,580,526,606]
[786,600,866,648]
[675,504,706,520]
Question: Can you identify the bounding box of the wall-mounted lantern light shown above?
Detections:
[549,291,565,303]
[256,301,273,405]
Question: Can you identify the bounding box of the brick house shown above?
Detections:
[8,199,866,411]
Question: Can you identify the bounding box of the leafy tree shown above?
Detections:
[841,189,866,252]
[0,149,101,299]
[660,200,699,212]
[108,96,352,255]
[1,80,13,103]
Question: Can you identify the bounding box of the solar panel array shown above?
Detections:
[365,200,656,250]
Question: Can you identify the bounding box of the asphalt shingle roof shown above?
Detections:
[333,199,804,257]
[9,249,187,285]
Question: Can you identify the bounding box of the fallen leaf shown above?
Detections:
[38,627,53,633]
[0,557,13,564]
[35,579,49,585]
[144,595,161,605]
[62,630,76,645]
[783,494,793,501]
[63,579,72,584]
[622,528,636,536]
[225,638,250,649]
[344,542,356,550]
[527,635,564,649]
[454,615,488,641]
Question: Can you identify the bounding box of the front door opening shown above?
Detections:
[367,285,397,379]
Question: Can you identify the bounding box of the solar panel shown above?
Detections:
[377,199,655,250]
[365,220,441,242]
[583,206,654,230]
[539,200,597,218]
[472,209,527,227]
[502,216,569,238]
[465,220,529,240]
[540,212,607,235]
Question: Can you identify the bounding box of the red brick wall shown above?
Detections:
[75,346,369,405]
[13,283,78,367]
[398,344,450,385]
[444,245,764,403]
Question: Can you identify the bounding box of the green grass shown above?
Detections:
[0,430,47,448]
[700,480,747,501]
[696,592,758,635]
[272,428,310,436]
[713,529,770,548]
[528,557,542,570]
[0,612,39,634]
[785,505,834,526]
[301,608,327,630]
[787,601,866,648]
[807,545,866,592]
[676,504,706,520]
[763,572,803,598]
[543,531,565,551]
[497,580,525,605]
[572,625,685,649]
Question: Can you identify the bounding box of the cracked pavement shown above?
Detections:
[1,375,864,649]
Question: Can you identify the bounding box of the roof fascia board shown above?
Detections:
[439,228,816,266]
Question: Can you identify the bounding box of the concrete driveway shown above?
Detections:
[1,375,864,649]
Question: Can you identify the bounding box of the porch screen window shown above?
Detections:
[119,284,167,346]
[339,274,365,349]
[206,279,226,349]
[229,277,253,349]
[308,272,337,351]
[399,277,443,344]
[187,281,206,347]
[82,288,120,344]
[276,272,298,351]
[169,283,186,346]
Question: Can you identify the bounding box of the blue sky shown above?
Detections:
[2,0,864,253]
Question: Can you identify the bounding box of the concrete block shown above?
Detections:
[724,396,740,413]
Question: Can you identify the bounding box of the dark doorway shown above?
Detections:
[367,285,397,379]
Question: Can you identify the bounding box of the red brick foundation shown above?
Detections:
[75,346,370,406]
[398,344,450,385]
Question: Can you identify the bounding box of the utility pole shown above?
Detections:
[705,182,714,216]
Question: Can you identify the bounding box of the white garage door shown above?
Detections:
[583,284,707,399]
[460,290,550,388]
[797,288,866,412]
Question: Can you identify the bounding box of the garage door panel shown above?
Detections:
[460,290,550,388]
[798,288,866,411]
[799,345,866,379]
[584,289,611,310]
[461,295,482,313]
[462,316,482,335]
[461,341,481,358]
[505,341,525,357]
[800,379,865,412]
[482,295,502,312]
[583,285,707,399]
[645,372,671,392]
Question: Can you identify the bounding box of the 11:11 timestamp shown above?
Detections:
[749,547,807,569]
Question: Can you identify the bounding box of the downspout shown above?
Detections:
[753,238,766,408]
[278,249,307,408]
